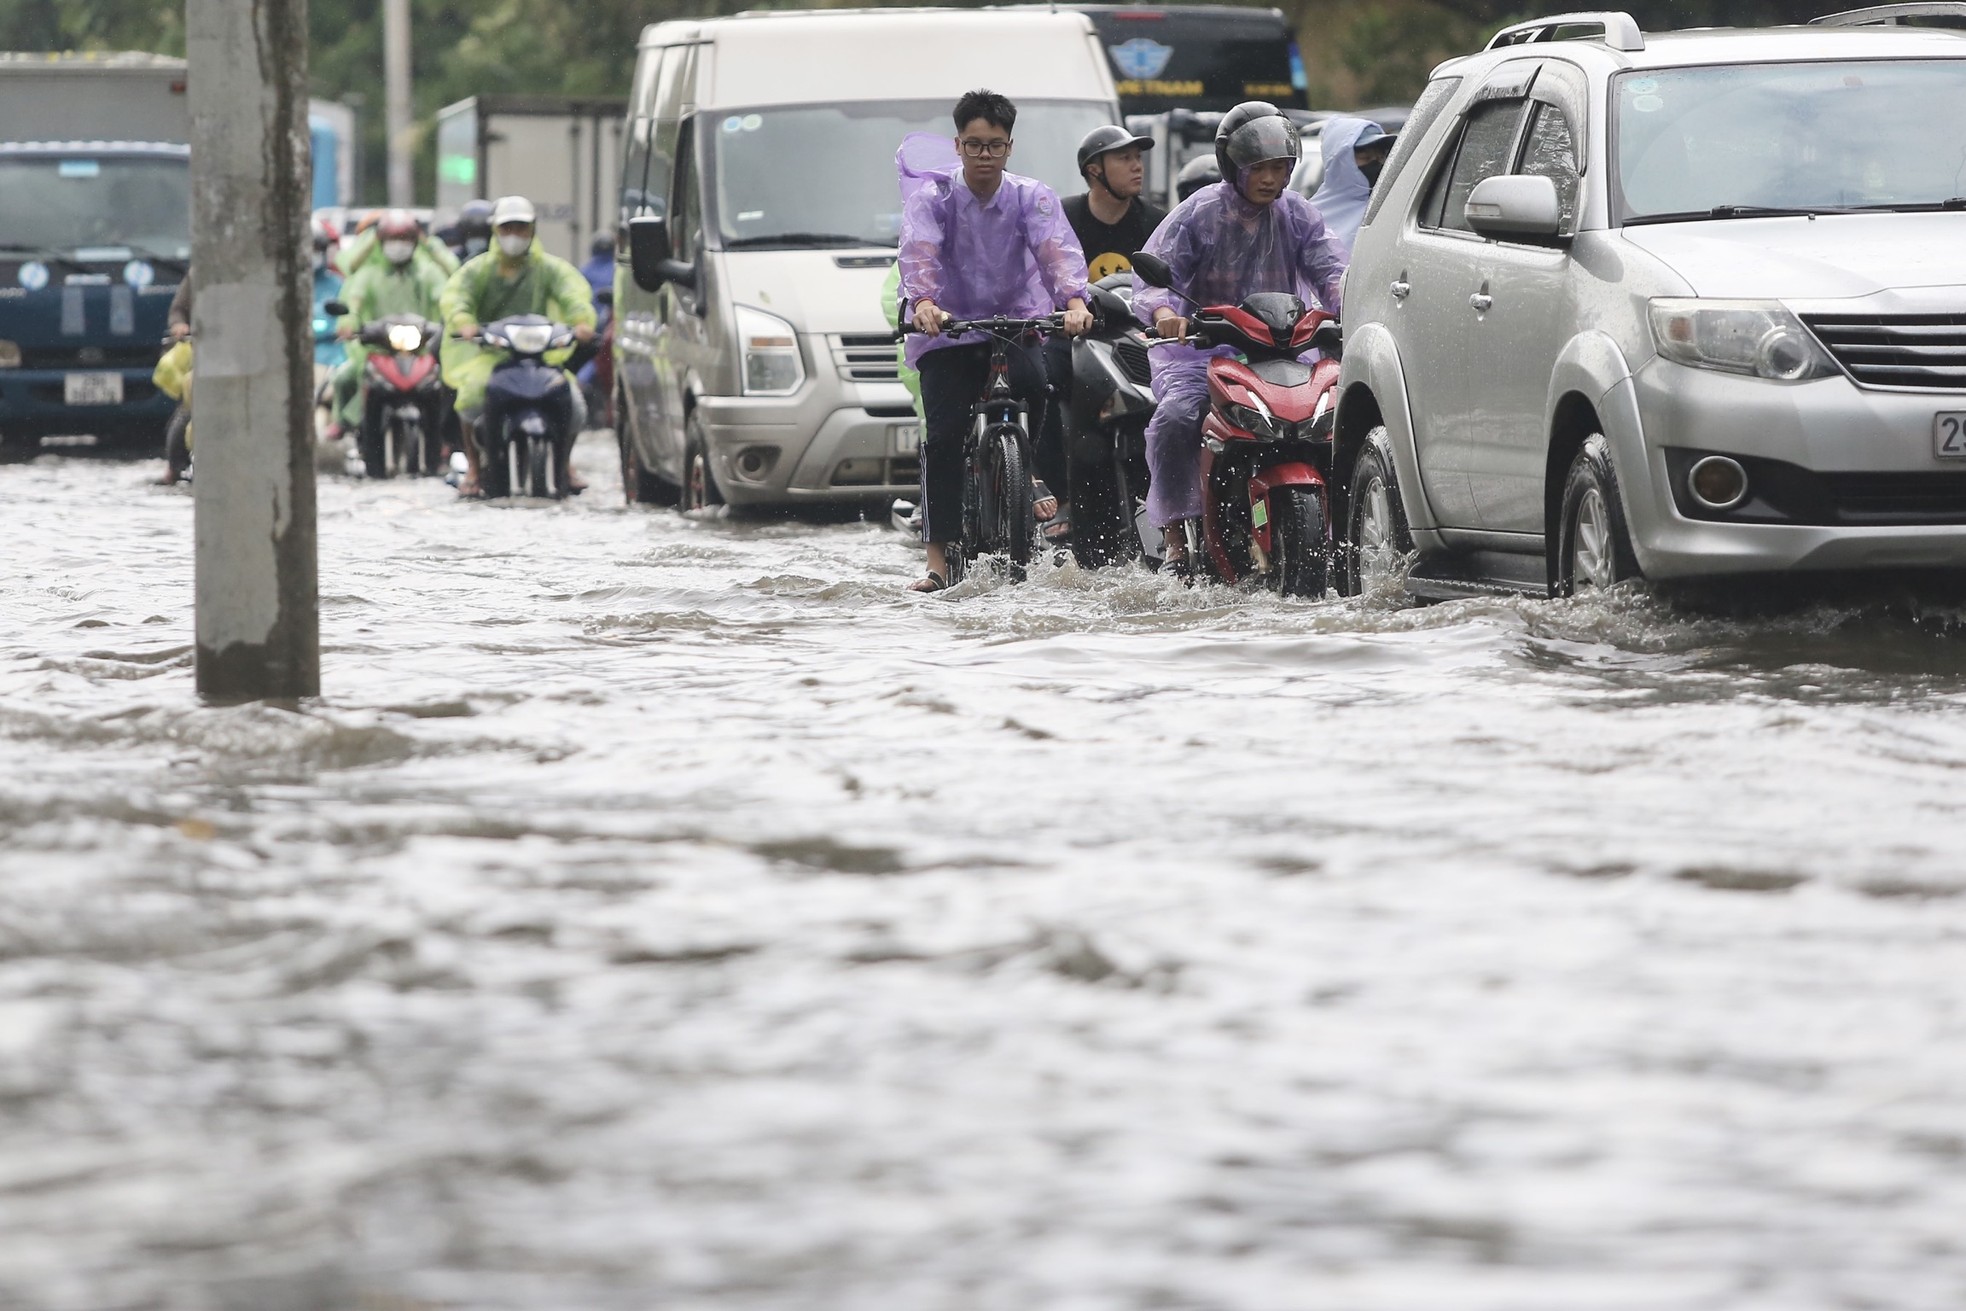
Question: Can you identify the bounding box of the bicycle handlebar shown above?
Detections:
[906,313,1065,339]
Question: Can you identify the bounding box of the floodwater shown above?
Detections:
[3,434,1965,1311]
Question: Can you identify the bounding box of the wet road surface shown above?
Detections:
[3,436,1965,1309]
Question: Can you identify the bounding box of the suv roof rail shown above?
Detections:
[1811,2,1966,24]
[1485,11,1644,51]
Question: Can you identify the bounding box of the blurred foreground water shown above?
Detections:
[2,436,1964,1310]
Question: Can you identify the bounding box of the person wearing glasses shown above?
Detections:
[899,88,1094,592]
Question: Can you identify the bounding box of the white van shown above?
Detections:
[612,8,1121,510]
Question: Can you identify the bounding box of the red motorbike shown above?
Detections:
[1131,253,1341,598]
[351,311,447,478]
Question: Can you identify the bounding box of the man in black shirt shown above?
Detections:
[1037,126,1168,542]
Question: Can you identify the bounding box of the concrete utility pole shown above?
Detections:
[384,0,414,206]
[186,0,320,701]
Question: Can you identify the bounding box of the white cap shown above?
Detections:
[489,195,536,227]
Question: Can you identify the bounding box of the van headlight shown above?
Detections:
[1648,299,1837,382]
[0,339,19,368]
[735,304,803,396]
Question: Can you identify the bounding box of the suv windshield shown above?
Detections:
[705,100,1114,250]
[1616,59,1966,222]
[0,156,191,256]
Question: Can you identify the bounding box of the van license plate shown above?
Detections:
[1937,413,1966,458]
[64,372,123,406]
[889,423,920,455]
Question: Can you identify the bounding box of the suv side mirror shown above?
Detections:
[628,215,677,292]
[1464,174,1563,241]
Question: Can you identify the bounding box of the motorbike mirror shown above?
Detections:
[628,216,673,293]
[1130,253,1172,289]
[322,299,349,318]
[1310,319,1342,355]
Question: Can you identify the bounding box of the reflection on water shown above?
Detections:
[3,438,1965,1309]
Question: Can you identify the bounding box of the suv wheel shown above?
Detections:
[1554,434,1640,596]
[1340,427,1414,597]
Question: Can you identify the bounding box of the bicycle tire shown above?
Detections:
[984,424,1033,571]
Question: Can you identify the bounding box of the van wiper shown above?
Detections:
[0,243,95,275]
[1623,203,1860,226]
[118,242,191,268]
[723,232,889,250]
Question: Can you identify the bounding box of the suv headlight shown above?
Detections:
[1648,299,1838,382]
[735,304,803,397]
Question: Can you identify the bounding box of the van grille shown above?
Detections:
[832,333,901,383]
[1804,314,1966,391]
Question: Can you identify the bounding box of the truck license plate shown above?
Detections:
[1937,413,1966,459]
[889,422,921,455]
[64,372,123,406]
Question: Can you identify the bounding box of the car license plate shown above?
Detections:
[889,422,920,455]
[64,372,123,406]
[1937,412,1966,459]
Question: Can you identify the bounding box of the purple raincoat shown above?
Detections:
[897,164,1089,370]
[1134,183,1348,528]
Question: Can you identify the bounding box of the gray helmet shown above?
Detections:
[1214,101,1301,199]
[1175,154,1222,201]
[1076,124,1154,177]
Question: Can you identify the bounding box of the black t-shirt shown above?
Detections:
[1063,194,1168,283]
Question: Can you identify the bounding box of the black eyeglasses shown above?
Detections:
[958,138,1012,159]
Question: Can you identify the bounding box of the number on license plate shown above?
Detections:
[1937,413,1966,459]
[64,372,123,406]
[889,423,921,455]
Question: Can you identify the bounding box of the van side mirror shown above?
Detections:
[628,215,674,292]
[1464,174,1563,241]
[1130,252,1172,289]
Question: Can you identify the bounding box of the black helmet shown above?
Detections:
[1175,154,1222,201]
[1076,124,1154,177]
[1214,101,1301,199]
[590,230,616,259]
[457,198,495,241]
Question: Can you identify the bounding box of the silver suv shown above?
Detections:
[1333,6,1966,597]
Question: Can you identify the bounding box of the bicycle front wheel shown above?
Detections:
[979,425,1034,573]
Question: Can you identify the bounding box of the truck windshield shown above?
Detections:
[706,100,1114,250]
[0,156,191,256]
[1616,60,1966,223]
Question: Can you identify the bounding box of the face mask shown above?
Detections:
[383,239,415,265]
[497,233,531,258]
[1360,158,1385,188]
[464,237,488,257]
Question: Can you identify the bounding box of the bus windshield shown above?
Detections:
[0,156,191,257]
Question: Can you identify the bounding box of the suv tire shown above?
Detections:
[1340,427,1414,597]
[1554,434,1640,596]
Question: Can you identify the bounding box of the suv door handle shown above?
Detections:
[1390,279,1411,300]
[1469,292,1493,312]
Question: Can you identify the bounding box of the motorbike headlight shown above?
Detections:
[1648,299,1838,382]
[504,323,555,355]
[386,323,424,353]
[735,304,803,397]
[1224,400,1281,440]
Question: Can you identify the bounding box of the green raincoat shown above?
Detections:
[438,242,596,415]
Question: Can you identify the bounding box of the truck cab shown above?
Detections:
[0,141,190,455]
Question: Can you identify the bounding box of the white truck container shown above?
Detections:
[434,95,626,262]
[0,51,190,145]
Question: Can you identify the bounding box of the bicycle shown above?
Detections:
[911,313,1063,586]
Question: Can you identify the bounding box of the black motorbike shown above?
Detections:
[477,315,579,499]
[1067,273,1159,569]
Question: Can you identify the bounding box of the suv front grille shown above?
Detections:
[832,333,901,383]
[1831,472,1966,524]
[1804,314,1966,390]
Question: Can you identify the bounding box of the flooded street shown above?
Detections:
[4,434,1966,1310]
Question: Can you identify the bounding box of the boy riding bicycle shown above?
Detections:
[899,89,1094,592]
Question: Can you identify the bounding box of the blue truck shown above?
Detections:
[0,53,191,456]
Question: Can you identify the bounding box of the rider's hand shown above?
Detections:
[911,300,947,337]
[457,321,480,342]
[1061,301,1094,337]
[1155,312,1188,341]
[573,323,595,343]
[335,325,355,341]
[169,323,190,341]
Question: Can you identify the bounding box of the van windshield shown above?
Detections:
[1616,60,1966,223]
[0,156,191,256]
[706,100,1115,249]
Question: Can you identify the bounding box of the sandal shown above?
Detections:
[908,570,950,593]
[1041,502,1073,542]
[1032,479,1059,522]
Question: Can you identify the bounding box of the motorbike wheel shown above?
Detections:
[528,435,554,499]
[680,413,724,514]
[1068,444,1143,570]
[359,410,389,480]
[1268,485,1330,600]
[480,434,511,499]
[1341,430,1414,597]
[980,425,1033,579]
